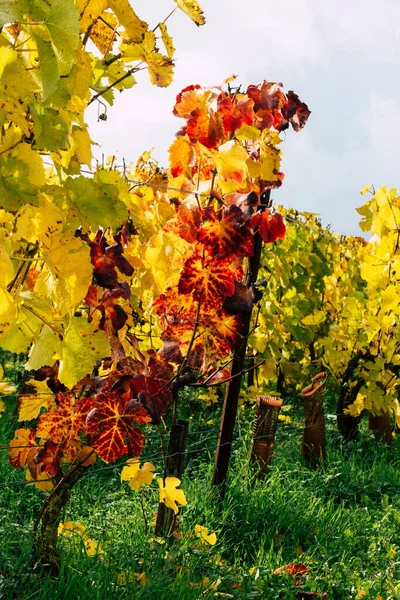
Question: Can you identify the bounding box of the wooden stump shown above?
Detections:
[155,419,188,537]
[301,372,327,467]
[251,395,282,478]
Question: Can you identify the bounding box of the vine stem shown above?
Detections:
[88,65,144,105]
[190,360,265,388]
[212,189,271,497]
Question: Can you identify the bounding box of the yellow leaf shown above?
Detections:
[0,286,16,340]
[13,143,46,187]
[55,317,111,390]
[0,398,5,416]
[18,379,54,422]
[77,0,108,33]
[173,0,205,26]
[36,232,92,315]
[71,127,93,167]
[158,477,187,514]
[194,524,217,545]
[360,183,372,195]
[121,459,155,491]
[0,245,13,288]
[159,22,175,58]
[84,536,105,557]
[58,520,87,537]
[259,142,282,183]
[146,52,174,87]
[14,195,64,244]
[209,141,249,194]
[90,11,117,55]
[301,311,326,326]
[107,0,148,42]
[8,428,34,468]
[381,285,400,314]
[26,468,54,492]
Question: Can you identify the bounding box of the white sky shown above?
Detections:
[86,0,400,235]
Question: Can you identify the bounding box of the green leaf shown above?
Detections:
[0,0,28,26]
[31,106,69,152]
[0,156,40,211]
[46,0,79,75]
[34,36,59,101]
[66,176,128,231]
[56,317,111,389]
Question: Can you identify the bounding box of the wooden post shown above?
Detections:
[251,395,282,478]
[155,419,189,537]
[369,411,392,444]
[212,191,270,497]
[301,372,327,467]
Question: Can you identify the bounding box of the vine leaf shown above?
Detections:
[35,392,86,446]
[107,0,148,43]
[55,317,111,389]
[173,0,205,26]
[251,210,286,244]
[197,205,253,259]
[18,379,55,422]
[158,476,187,514]
[86,393,151,463]
[178,253,235,306]
[121,459,155,490]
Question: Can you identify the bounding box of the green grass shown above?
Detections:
[2,364,400,599]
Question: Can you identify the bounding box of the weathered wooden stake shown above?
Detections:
[369,411,392,444]
[251,395,282,478]
[301,372,327,467]
[155,419,189,537]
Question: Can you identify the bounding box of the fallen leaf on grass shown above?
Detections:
[194,524,217,545]
[274,563,309,585]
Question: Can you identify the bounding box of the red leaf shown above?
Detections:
[274,563,310,584]
[217,93,255,134]
[86,392,151,463]
[281,90,311,132]
[29,440,62,478]
[251,210,286,244]
[247,81,286,131]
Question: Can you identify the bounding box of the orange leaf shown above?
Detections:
[169,136,197,178]
[197,205,253,259]
[173,86,225,149]
[164,204,201,243]
[178,254,235,307]
[36,392,86,446]
[9,427,36,469]
[217,93,255,134]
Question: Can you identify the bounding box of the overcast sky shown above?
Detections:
[86,0,400,236]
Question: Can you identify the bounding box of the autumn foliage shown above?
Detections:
[0,0,311,500]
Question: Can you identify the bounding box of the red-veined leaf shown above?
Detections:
[86,393,151,463]
[178,253,235,307]
[197,205,253,259]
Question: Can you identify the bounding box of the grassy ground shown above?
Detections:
[1,361,400,599]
